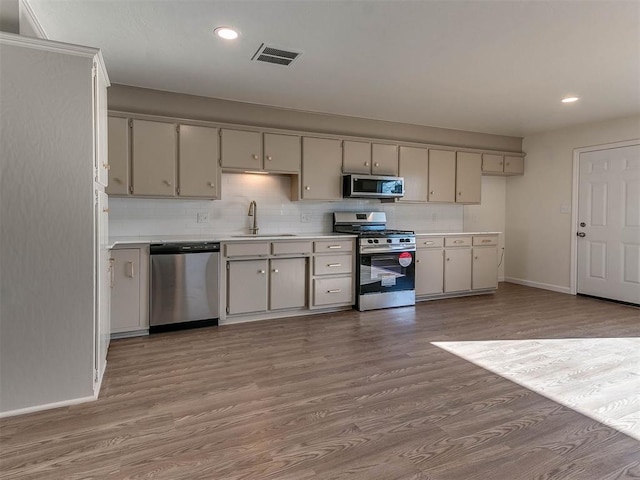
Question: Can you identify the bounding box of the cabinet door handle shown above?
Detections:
[113,177,122,184]
[328,245,342,249]
[364,162,369,167]
[474,256,478,260]
[430,191,435,195]
[453,240,464,244]
[258,270,266,274]
[424,241,434,245]
[108,258,115,288]
[126,261,136,278]
[163,180,172,186]
[416,259,421,263]
[374,162,379,167]
[482,239,491,243]
[208,182,215,188]
[446,258,450,261]
[458,192,462,195]
[272,269,279,273]
[305,186,311,190]
[252,154,259,160]
[327,289,341,293]
[102,207,109,213]
[266,156,272,161]
[328,263,342,267]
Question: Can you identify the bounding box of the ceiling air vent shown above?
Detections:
[251,43,301,66]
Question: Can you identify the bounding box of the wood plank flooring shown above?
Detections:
[1,283,639,479]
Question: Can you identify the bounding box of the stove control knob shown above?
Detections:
[399,238,405,242]
[387,239,392,243]
[368,239,373,244]
[374,239,379,243]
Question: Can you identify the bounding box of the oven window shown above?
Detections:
[359,252,415,295]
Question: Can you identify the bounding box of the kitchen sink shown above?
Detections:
[231,234,297,238]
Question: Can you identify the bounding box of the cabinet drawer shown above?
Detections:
[313,277,353,306]
[224,242,270,257]
[444,236,472,247]
[271,241,312,255]
[416,236,444,249]
[473,235,499,246]
[314,239,354,253]
[313,254,353,275]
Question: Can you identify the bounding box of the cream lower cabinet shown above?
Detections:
[110,247,149,337]
[227,259,269,315]
[415,236,444,296]
[472,235,499,290]
[270,258,307,310]
[443,236,473,293]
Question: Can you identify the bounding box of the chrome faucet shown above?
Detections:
[247,200,259,234]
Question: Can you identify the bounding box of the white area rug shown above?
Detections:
[432,338,640,441]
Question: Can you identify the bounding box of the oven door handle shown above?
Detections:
[360,246,416,254]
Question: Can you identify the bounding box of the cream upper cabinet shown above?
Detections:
[131,119,176,196]
[482,153,525,176]
[221,128,262,170]
[301,137,342,200]
[398,146,428,202]
[504,155,525,175]
[456,152,482,204]
[372,143,398,176]
[428,149,456,202]
[179,124,220,198]
[264,133,300,173]
[343,140,371,174]
[270,257,307,310]
[106,117,130,196]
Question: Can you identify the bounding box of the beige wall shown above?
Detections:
[505,115,640,292]
[108,84,522,152]
[464,176,506,280]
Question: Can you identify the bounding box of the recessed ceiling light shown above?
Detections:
[562,96,580,103]
[214,26,239,40]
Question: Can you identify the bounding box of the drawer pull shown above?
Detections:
[482,239,491,243]
[453,240,464,244]
[126,261,135,278]
[328,245,342,249]
[328,263,342,267]
[424,241,434,245]
[327,289,342,293]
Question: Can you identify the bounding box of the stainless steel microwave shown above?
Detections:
[343,174,405,199]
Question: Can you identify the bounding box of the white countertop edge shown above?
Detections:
[109,233,358,249]
[415,231,501,236]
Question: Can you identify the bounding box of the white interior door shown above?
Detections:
[577,144,640,304]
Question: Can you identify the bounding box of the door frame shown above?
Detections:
[570,139,640,295]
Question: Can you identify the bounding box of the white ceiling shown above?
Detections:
[28,0,640,137]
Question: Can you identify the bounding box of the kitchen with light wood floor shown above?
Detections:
[1,283,639,480]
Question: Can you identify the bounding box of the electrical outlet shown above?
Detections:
[197,212,209,223]
[301,213,311,223]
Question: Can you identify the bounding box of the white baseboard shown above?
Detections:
[504,277,572,295]
[0,394,96,419]
[498,275,505,282]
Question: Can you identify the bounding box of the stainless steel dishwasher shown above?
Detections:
[149,242,220,333]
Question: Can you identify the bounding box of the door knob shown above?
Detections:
[577,232,586,237]
[580,222,586,227]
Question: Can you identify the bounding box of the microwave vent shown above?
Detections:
[252,44,301,66]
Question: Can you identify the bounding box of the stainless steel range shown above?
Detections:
[334,212,416,311]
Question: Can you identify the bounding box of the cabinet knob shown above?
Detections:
[114,177,122,183]
[374,162,379,167]
[305,186,310,190]
[272,269,279,273]
[266,156,272,161]
[102,207,109,213]
[259,270,265,274]
[446,258,450,261]
[458,192,462,195]
[475,256,478,260]
[506,162,510,166]
[164,180,172,186]
[416,259,421,263]
[364,162,369,166]
[499,161,503,166]
[430,191,435,195]
[208,182,215,188]
[102,163,110,170]
[252,154,259,160]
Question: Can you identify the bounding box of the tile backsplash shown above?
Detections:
[109,173,463,236]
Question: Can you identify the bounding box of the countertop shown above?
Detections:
[109,232,357,249]
[414,231,501,236]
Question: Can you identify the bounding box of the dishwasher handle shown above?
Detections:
[150,242,220,255]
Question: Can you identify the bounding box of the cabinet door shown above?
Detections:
[415,249,444,295]
[106,117,130,196]
[482,154,504,173]
[504,155,524,175]
[131,119,176,196]
[456,152,482,204]
[227,260,268,315]
[398,146,428,202]
[179,124,220,198]
[444,248,471,292]
[110,249,142,333]
[221,129,262,170]
[270,258,307,310]
[301,137,342,200]
[343,140,371,174]
[372,143,398,176]
[472,247,498,290]
[428,149,456,202]
[94,68,109,188]
[264,133,300,173]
